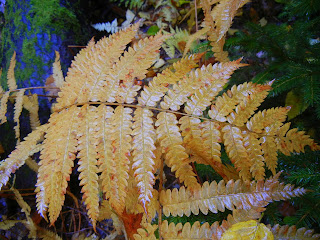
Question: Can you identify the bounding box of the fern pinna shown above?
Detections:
[1,15,320,240]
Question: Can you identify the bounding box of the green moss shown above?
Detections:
[0,0,80,89]
[28,0,79,37]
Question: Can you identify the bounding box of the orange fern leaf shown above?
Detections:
[76,105,100,229]
[201,0,249,62]
[13,89,25,140]
[109,106,133,214]
[53,23,140,110]
[1,21,319,235]
[133,223,158,240]
[138,55,199,107]
[114,33,168,104]
[52,51,64,88]
[23,94,40,130]
[226,84,272,127]
[0,124,48,190]
[0,91,10,124]
[132,107,156,209]
[161,220,213,239]
[209,82,271,123]
[222,124,251,180]
[35,106,80,222]
[156,112,200,190]
[269,224,320,240]
[246,107,291,134]
[160,175,306,217]
[98,106,116,202]
[8,51,17,91]
[211,0,250,41]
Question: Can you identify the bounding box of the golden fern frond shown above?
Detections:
[163,58,246,114]
[132,107,156,208]
[13,89,25,140]
[201,0,228,63]
[107,31,163,103]
[114,33,168,104]
[160,220,213,239]
[77,105,100,229]
[124,169,145,215]
[178,60,247,176]
[201,0,249,63]
[109,106,133,214]
[98,106,115,203]
[1,21,319,236]
[160,72,202,111]
[52,51,64,88]
[211,0,250,41]
[260,121,320,172]
[35,106,80,222]
[8,51,17,91]
[269,224,320,240]
[146,189,160,220]
[52,37,95,109]
[179,116,202,152]
[244,132,265,180]
[0,91,10,124]
[181,119,234,179]
[53,23,140,110]
[243,105,319,175]
[156,112,200,190]
[160,175,306,217]
[23,94,40,130]
[278,126,320,154]
[246,107,291,134]
[138,55,199,107]
[222,124,251,179]
[261,136,278,175]
[247,107,292,174]
[98,199,113,221]
[198,121,221,164]
[226,84,272,127]
[212,34,229,63]
[133,223,157,240]
[184,59,248,116]
[0,124,48,189]
[209,82,272,123]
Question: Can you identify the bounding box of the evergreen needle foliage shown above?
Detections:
[226,0,320,118]
[277,151,320,232]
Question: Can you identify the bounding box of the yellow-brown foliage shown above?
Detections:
[0,1,320,239]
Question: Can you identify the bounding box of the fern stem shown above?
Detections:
[191,162,202,184]
[2,86,60,93]
[55,101,285,139]
[66,190,81,232]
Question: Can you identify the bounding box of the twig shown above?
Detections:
[66,190,81,232]
[158,156,164,240]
